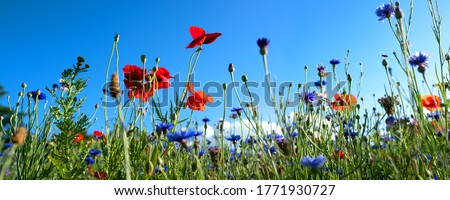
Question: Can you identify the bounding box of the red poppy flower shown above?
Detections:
[421,94,441,112]
[149,67,173,89]
[332,150,346,159]
[123,65,172,102]
[123,65,146,89]
[94,130,106,140]
[94,171,107,180]
[74,134,84,143]
[186,82,213,111]
[331,93,357,111]
[186,26,222,48]
[128,87,154,102]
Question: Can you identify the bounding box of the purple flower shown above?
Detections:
[330,59,341,65]
[84,157,95,165]
[408,52,430,67]
[314,80,326,87]
[300,154,326,169]
[231,107,244,113]
[300,92,315,102]
[3,143,12,148]
[226,134,241,142]
[30,90,46,100]
[166,130,197,142]
[88,148,102,157]
[202,117,210,123]
[257,38,270,49]
[156,122,174,132]
[375,3,394,21]
[385,116,397,129]
[316,64,326,72]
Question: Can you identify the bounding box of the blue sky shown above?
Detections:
[1,0,449,134]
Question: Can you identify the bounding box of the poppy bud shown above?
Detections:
[222,83,227,90]
[109,73,121,99]
[155,57,160,63]
[114,34,120,42]
[95,104,99,109]
[347,74,352,82]
[18,92,23,97]
[12,126,27,146]
[241,75,248,82]
[304,65,308,70]
[394,2,403,19]
[141,55,147,64]
[228,63,234,73]
[298,83,302,89]
[22,82,27,88]
[445,54,450,61]
[382,59,389,68]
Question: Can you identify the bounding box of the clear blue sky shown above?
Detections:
[1,0,449,133]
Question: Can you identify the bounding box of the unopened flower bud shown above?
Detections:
[241,75,248,82]
[77,56,85,63]
[304,65,308,70]
[12,126,28,146]
[155,57,160,63]
[141,55,147,64]
[114,34,120,42]
[85,64,90,68]
[228,63,235,73]
[222,83,227,90]
[22,82,27,88]
[95,104,99,109]
[445,54,450,61]
[18,92,23,97]
[347,74,352,82]
[395,2,403,19]
[382,59,389,67]
[298,83,302,89]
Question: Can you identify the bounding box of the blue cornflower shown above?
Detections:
[88,148,102,157]
[199,150,206,157]
[427,112,440,120]
[316,64,326,72]
[4,143,12,148]
[226,134,241,142]
[343,128,357,137]
[52,83,59,91]
[246,138,257,144]
[385,116,397,129]
[30,90,46,100]
[269,146,277,154]
[84,157,95,165]
[0,153,4,157]
[155,165,168,173]
[292,132,298,137]
[192,130,203,137]
[300,92,315,102]
[257,38,270,49]
[408,52,430,68]
[371,143,387,149]
[300,154,326,169]
[275,133,284,140]
[330,59,341,65]
[202,117,210,123]
[314,80,326,87]
[156,122,174,132]
[166,130,196,142]
[231,107,244,113]
[375,3,394,21]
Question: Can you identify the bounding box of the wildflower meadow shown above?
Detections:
[1,1,450,181]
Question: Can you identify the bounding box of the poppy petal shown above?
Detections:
[189,26,206,39]
[203,33,222,44]
[186,35,207,48]
[187,82,195,95]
